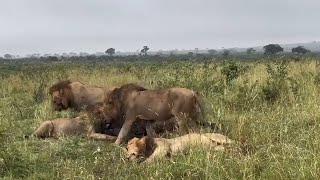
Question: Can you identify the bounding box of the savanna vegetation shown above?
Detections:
[1,55,320,179]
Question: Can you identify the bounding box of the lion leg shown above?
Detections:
[88,133,117,142]
[114,119,135,145]
[33,121,54,138]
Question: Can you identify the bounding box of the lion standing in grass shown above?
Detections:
[102,83,204,145]
[125,133,235,163]
[49,80,115,111]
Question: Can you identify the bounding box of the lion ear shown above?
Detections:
[128,137,137,145]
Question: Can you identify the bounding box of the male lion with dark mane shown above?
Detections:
[49,80,115,111]
[125,133,235,163]
[102,83,204,145]
[100,84,178,140]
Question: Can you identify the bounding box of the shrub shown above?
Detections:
[221,61,249,84]
[261,61,289,103]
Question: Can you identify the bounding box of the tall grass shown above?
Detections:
[1,58,320,179]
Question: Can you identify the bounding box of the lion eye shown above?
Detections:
[132,153,136,156]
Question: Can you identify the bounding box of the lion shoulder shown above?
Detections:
[108,83,147,103]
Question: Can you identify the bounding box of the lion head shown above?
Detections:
[49,80,74,111]
[125,137,147,162]
[102,83,148,123]
[125,136,157,162]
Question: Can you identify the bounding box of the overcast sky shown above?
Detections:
[0,0,319,56]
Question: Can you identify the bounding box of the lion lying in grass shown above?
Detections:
[125,133,235,163]
[26,117,118,141]
[26,103,149,141]
[26,103,118,140]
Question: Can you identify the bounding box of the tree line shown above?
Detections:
[1,44,313,59]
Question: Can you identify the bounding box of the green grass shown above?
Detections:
[1,58,320,179]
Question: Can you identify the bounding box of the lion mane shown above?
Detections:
[49,79,73,95]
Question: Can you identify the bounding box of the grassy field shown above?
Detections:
[1,58,320,179]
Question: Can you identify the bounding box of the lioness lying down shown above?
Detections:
[26,117,117,141]
[125,133,235,163]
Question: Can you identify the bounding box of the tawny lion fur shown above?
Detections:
[29,103,150,140]
[125,133,235,163]
[49,80,115,111]
[30,117,117,141]
[102,83,203,145]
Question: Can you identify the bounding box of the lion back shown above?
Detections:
[112,83,147,105]
[105,83,148,121]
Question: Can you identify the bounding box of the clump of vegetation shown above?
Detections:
[33,79,47,104]
[221,61,249,84]
[260,60,289,103]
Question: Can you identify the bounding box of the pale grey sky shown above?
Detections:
[0,0,319,56]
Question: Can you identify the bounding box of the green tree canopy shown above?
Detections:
[263,44,283,55]
[292,46,310,55]
[105,48,115,56]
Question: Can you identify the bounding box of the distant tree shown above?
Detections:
[69,52,78,57]
[4,54,12,59]
[31,53,41,58]
[80,52,89,57]
[246,48,256,54]
[263,44,283,55]
[141,46,150,56]
[188,52,194,56]
[105,48,115,56]
[222,49,230,57]
[291,46,310,55]
[48,56,59,61]
[208,49,217,55]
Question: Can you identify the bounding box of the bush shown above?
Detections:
[221,61,249,84]
[261,61,289,103]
